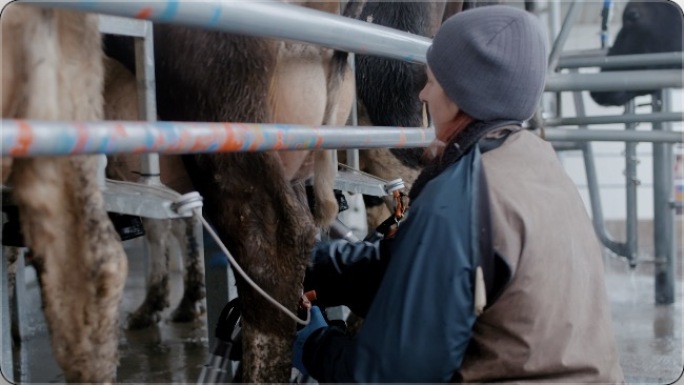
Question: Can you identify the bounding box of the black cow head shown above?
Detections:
[590,0,683,106]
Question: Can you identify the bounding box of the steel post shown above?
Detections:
[653,91,676,305]
[570,86,627,259]
[547,0,582,72]
[134,20,161,180]
[624,101,639,268]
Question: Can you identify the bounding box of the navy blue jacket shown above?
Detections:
[302,145,489,382]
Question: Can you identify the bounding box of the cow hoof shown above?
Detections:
[127,310,161,330]
[170,299,206,323]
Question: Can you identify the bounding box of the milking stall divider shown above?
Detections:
[1,0,682,379]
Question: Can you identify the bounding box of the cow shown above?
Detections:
[102,1,359,381]
[1,4,128,382]
[590,0,683,107]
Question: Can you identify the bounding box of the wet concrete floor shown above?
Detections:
[3,237,210,384]
[605,258,683,384]
[1,220,683,384]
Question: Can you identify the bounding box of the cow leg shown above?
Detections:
[236,177,315,383]
[3,6,127,382]
[12,157,128,384]
[127,218,171,329]
[4,246,21,344]
[5,246,32,345]
[187,152,316,383]
[171,215,206,322]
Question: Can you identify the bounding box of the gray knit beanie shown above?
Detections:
[427,5,548,123]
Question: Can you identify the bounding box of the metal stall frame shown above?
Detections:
[98,15,204,295]
[544,0,683,305]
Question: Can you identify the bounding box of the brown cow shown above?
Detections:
[103,1,358,381]
[1,4,127,383]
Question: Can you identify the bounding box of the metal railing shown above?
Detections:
[543,0,682,306]
[1,1,681,155]
[31,0,431,63]
[0,120,435,157]
[1,0,680,152]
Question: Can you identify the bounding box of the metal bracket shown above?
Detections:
[102,180,191,220]
[334,169,390,197]
[99,15,148,37]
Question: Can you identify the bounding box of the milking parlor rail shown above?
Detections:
[543,0,682,307]
[2,1,683,310]
[2,0,682,157]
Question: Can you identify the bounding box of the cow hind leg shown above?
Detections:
[127,218,171,329]
[170,215,206,323]
[237,201,314,382]
[4,6,127,382]
[189,153,316,383]
[4,246,22,344]
[13,157,128,384]
[241,182,315,382]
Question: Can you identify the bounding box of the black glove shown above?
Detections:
[304,238,392,317]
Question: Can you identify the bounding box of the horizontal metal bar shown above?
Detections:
[550,142,585,152]
[558,52,684,69]
[98,15,148,37]
[29,0,431,64]
[3,119,681,157]
[538,128,683,143]
[559,48,609,59]
[544,112,684,127]
[0,119,434,157]
[34,2,683,95]
[545,70,683,92]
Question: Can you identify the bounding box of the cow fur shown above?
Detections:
[161,25,351,383]
[156,11,354,381]
[346,1,459,231]
[103,57,205,329]
[1,4,127,383]
[350,0,508,232]
[102,1,356,381]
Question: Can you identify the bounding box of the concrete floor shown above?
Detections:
[603,219,684,384]
[605,258,683,384]
[1,217,682,384]
[2,237,210,384]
